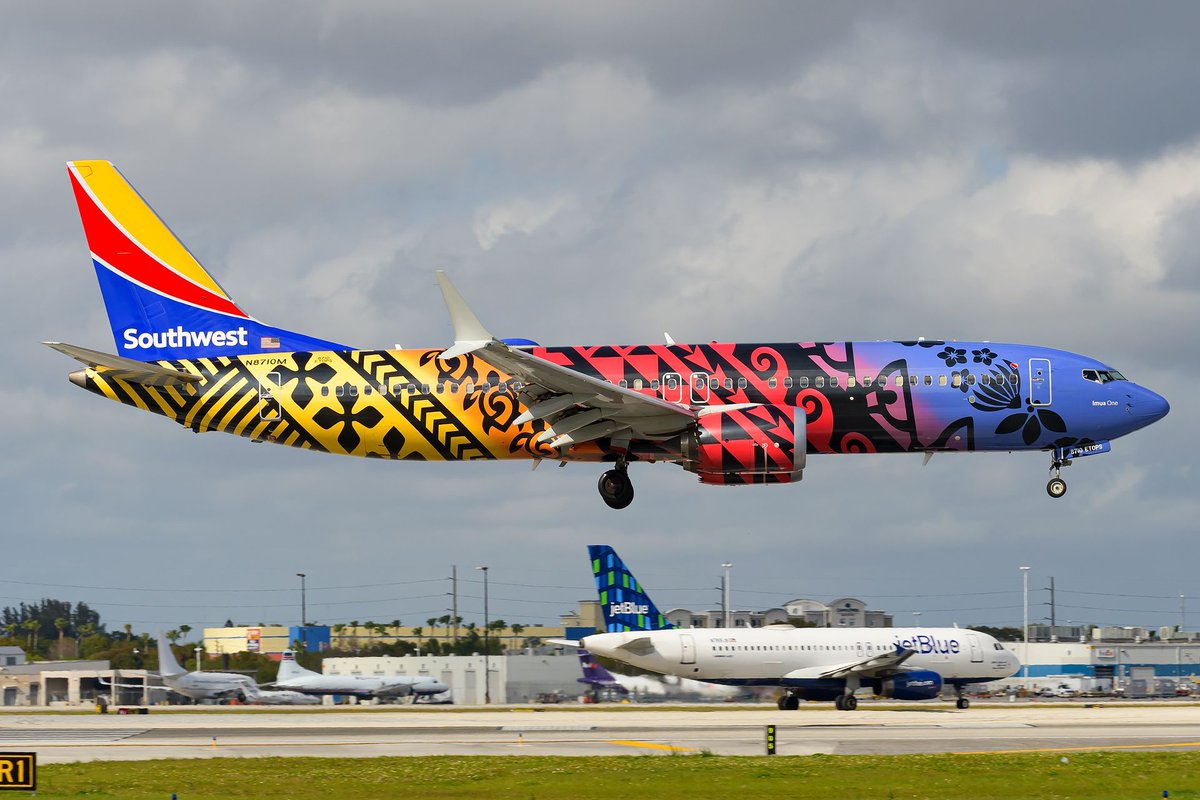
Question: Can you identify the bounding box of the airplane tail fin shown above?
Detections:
[277,650,319,680]
[588,545,674,633]
[66,161,349,361]
[156,633,187,676]
[576,648,624,689]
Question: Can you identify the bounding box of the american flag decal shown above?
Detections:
[261,336,281,349]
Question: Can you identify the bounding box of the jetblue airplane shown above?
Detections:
[48,161,1169,508]
[569,546,1019,710]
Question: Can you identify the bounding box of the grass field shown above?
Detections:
[27,752,1199,800]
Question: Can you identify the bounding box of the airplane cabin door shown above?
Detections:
[967,633,983,663]
[680,634,696,665]
[259,371,283,421]
[1029,358,1052,406]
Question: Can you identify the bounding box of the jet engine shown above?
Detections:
[875,670,944,701]
[681,405,805,485]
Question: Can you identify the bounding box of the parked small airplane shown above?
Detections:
[117,634,318,704]
[49,161,1169,508]
[270,651,449,701]
[576,648,740,701]
[567,545,1019,710]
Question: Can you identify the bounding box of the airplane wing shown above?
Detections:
[436,272,702,450]
[44,342,201,387]
[97,677,171,692]
[782,647,917,682]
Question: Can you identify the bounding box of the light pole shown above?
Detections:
[912,611,921,627]
[1020,566,1031,681]
[296,572,307,651]
[721,563,732,627]
[194,644,203,672]
[476,566,490,705]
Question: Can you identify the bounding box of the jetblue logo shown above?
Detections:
[610,602,649,615]
[123,326,249,351]
[905,679,936,688]
[895,634,960,654]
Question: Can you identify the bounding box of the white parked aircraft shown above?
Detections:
[150,634,317,704]
[270,651,449,701]
[571,546,1020,711]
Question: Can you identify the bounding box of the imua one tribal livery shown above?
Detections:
[49,161,1170,509]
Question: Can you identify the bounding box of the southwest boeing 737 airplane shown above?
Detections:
[569,546,1020,710]
[48,161,1169,508]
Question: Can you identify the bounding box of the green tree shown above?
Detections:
[179,624,192,641]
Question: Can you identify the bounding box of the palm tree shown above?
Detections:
[54,618,69,657]
[166,629,181,644]
[411,626,423,640]
[179,624,192,641]
[123,623,133,641]
[22,619,38,649]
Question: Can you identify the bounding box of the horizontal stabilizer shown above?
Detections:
[44,341,201,387]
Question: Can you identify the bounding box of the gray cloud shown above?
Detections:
[1,2,1197,635]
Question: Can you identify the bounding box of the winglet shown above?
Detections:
[436,271,493,359]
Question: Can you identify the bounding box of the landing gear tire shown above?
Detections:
[834,695,844,710]
[956,697,970,710]
[1046,477,1067,498]
[836,694,857,711]
[598,468,634,509]
[784,695,799,711]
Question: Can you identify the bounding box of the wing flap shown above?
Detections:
[783,647,916,681]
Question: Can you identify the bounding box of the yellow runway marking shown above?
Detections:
[954,741,1200,755]
[606,740,694,752]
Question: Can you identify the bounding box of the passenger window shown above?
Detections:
[321,386,330,397]
[830,376,839,388]
[619,379,628,389]
[924,375,933,386]
[863,376,873,387]
[708,377,718,389]
[815,376,825,388]
[449,383,459,394]
[737,377,747,389]
[798,376,808,388]
[421,384,430,394]
[348,385,358,397]
[436,383,444,394]
[951,373,962,388]
[650,379,660,389]
[847,376,857,388]
[895,376,904,387]
[981,374,991,386]
[633,378,643,390]
[363,386,372,395]
[938,375,947,386]
[909,375,918,386]
[966,374,976,386]
[783,377,792,389]
[768,377,778,389]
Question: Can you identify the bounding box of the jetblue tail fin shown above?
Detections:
[156,633,187,677]
[66,161,349,361]
[588,545,674,633]
[576,648,626,691]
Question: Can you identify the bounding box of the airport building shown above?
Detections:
[664,597,893,629]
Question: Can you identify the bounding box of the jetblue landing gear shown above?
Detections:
[777,692,800,711]
[1047,449,1070,498]
[954,686,970,710]
[598,463,634,509]
[834,693,858,711]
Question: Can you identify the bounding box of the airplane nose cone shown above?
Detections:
[1143,388,1170,424]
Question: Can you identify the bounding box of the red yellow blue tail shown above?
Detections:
[67,161,348,361]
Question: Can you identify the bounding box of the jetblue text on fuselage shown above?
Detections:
[122,326,249,351]
[894,634,961,654]
[611,602,650,615]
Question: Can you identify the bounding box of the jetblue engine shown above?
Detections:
[680,405,805,485]
[875,670,944,701]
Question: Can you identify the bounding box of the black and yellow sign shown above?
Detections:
[765,724,777,756]
[0,753,35,790]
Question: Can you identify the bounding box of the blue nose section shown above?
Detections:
[1141,387,1170,424]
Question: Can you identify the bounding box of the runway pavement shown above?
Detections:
[2,702,1197,763]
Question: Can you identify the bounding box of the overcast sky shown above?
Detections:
[3,2,1197,639]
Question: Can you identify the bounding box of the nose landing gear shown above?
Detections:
[598,462,634,509]
[1047,448,1071,498]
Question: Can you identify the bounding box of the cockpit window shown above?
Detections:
[1083,368,1127,384]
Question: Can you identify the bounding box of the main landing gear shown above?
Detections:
[776,691,800,711]
[1047,448,1071,499]
[834,693,858,711]
[953,685,970,710]
[598,461,634,509]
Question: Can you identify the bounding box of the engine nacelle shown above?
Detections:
[875,670,943,701]
[681,405,805,485]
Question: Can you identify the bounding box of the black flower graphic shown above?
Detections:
[273,352,338,411]
[312,383,385,453]
[972,348,997,365]
[969,361,1021,413]
[938,346,967,367]
[950,368,971,393]
[995,401,1068,446]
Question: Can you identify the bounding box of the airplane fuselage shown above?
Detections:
[581,626,1020,688]
[73,339,1168,481]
